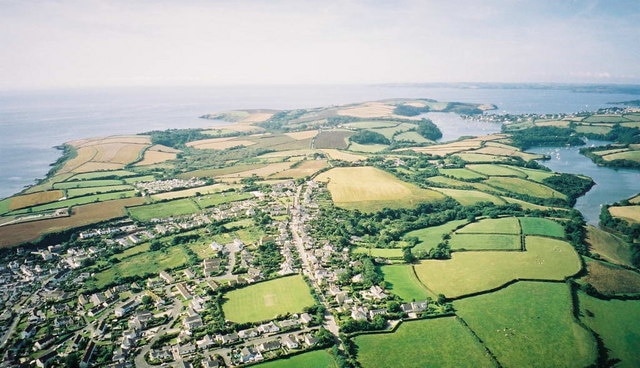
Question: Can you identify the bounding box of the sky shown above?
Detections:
[0,0,639,90]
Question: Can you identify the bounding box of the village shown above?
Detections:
[0,179,431,368]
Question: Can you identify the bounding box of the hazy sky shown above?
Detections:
[1,0,639,89]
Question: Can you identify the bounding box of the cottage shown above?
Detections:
[257,321,280,334]
[282,334,299,349]
[299,312,313,325]
[196,334,214,349]
[183,314,203,331]
[238,327,259,339]
[257,339,281,352]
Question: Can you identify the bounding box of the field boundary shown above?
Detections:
[445,278,568,302]
[455,316,502,368]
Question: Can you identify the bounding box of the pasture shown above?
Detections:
[219,162,293,179]
[315,167,445,212]
[270,159,329,179]
[347,142,388,153]
[69,170,137,180]
[336,102,395,118]
[59,136,150,174]
[585,226,634,267]
[466,164,527,178]
[455,282,597,368]
[381,265,431,301]
[438,168,486,180]
[186,137,257,150]
[432,188,505,206]
[354,317,494,368]
[151,184,237,200]
[404,219,468,253]
[602,150,640,163]
[12,190,136,214]
[449,233,521,251]
[414,236,582,298]
[255,349,337,368]
[319,149,366,162]
[194,192,253,208]
[453,153,508,163]
[353,247,404,259]
[455,217,520,234]
[53,179,125,189]
[484,177,566,200]
[127,198,201,221]
[578,291,640,368]
[222,275,314,323]
[391,131,430,143]
[66,185,133,198]
[518,217,565,237]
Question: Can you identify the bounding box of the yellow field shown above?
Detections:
[630,195,640,204]
[135,148,178,166]
[609,205,640,223]
[337,102,395,118]
[186,137,257,150]
[270,159,329,179]
[315,166,445,211]
[58,135,151,174]
[285,130,318,140]
[414,236,582,298]
[9,190,65,210]
[320,149,366,162]
[259,149,316,158]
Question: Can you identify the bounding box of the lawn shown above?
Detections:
[381,265,432,301]
[355,317,495,368]
[455,282,597,368]
[222,275,315,323]
[449,233,521,251]
[455,217,520,234]
[414,236,582,298]
[578,291,640,368]
[316,167,445,212]
[254,349,338,368]
[405,219,469,253]
[127,198,201,221]
[518,217,565,238]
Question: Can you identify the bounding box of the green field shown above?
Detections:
[344,121,397,129]
[603,150,640,163]
[193,191,253,208]
[223,275,315,323]
[405,219,468,253]
[456,217,520,234]
[454,153,508,163]
[69,170,137,180]
[414,236,582,298]
[432,188,506,206]
[502,166,556,182]
[467,164,528,178]
[123,175,156,183]
[371,123,417,140]
[10,190,136,214]
[353,247,404,259]
[455,282,597,367]
[66,184,133,198]
[381,265,431,301]
[518,217,565,238]
[53,179,125,189]
[484,177,566,200]
[439,168,487,180]
[578,291,640,367]
[355,317,495,368]
[128,198,201,221]
[93,246,188,288]
[254,349,338,368]
[449,233,521,251]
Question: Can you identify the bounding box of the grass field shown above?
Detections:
[222,275,315,323]
[609,205,640,223]
[66,185,133,198]
[449,233,521,251]
[507,166,556,182]
[585,226,634,267]
[455,282,597,368]
[220,162,293,179]
[582,259,640,295]
[518,217,565,237]
[93,246,189,288]
[414,236,582,298]
[8,190,65,210]
[466,164,528,178]
[578,291,640,368]
[53,179,126,189]
[455,217,520,234]
[393,131,430,143]
[68,169,138,180]
[347,142,388,153]
[603,150,640,163]
[484,177,566,200]
[128,198,201,221]
[151,184,237,200]
[454,153,508,163]
[405,219,469,253]
[381,265,431,301]
[432,188,506,206]
[0,197,144,248]
[270,159,329,179]
[12,190,136,214]
[254,349,338,368]
[316,167,445,212]
[353,247,404,259]
[194,192,252,208]
[319,149,366,162]
[502,197,560,211]
[354,317,495,368]
[439,168,487,180]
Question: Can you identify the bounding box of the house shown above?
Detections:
[282,334,299,349]
[351,306,368,321]
[257,321,280,334]
[203,258,222,275]
[183,314,203,331]
[35,350,58,368]
[176,283,192,300]
[278,318,300,330]
[217,332,239,345]
[159,271,174,284]
[202,358,220,368]
[196,334,214,349]
[303,333,318,346]
[90,292,107,306]
[206,280,219,291]
[239,346,262,364]
[257,339,281,352]
[81,340,96,367]
[129,311,153,329]
[33,335,55,351]
[149,347,172,362]
[299,312,313,325]
[400,300,428,314]
[115,299,139,317]
[177,343,196,358]
[238,327,259,339]
[183,269,196,279]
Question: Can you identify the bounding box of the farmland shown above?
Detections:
[608,205,640,223]
[455,282,597,368]
[254,349,337,368]
[405,219,469,253]
[381,265,432,301]
[354,317,495,368]
[222,275,315,323]
[127,198,201,221]
[414,237,582,298]
[316,167,444,212]
[581,259,640,295]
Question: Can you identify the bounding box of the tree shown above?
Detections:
[149,240,163,251]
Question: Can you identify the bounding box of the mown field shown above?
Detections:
[316,167,445,212]
[381,265,431,301]
[255,349,338,368]
[455,217,520,234]
[354,317,495,368]
[519,217,565,237]
[222,275,315,323]
[414,237,582,298]
[455,282,597,368]
[578,291,640,368]
[449,233,521,251]
[431,188,505,206]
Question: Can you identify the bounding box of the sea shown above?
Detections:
[1,83,639,223]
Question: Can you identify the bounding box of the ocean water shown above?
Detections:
[1,84,639,201]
